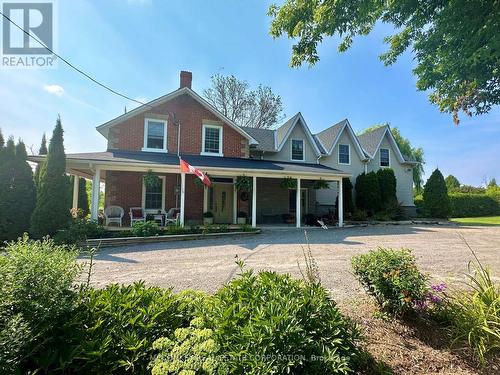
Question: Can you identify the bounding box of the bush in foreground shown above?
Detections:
[0,235,81,373]
[152,268,362,374]
[434,262,500,365]
[352,248,428,315]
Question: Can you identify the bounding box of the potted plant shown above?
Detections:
[203,211,214,225]
[237,211,247,224]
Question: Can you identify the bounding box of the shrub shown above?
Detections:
[436,262,500,365]
[449,193,499,217]
[151,319,227,375]
[352,248,428,315]
[377,168,397,207]
[351,209,368,221]
[76,282,185,374]
[0,235,81,373]
[355,172,381,215]
[201,270,361,374]
[53,218,105,244]
[202,211,213,218]
[131,220,161,237]
[423,168,451,218]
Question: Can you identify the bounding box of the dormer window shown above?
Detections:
[143,118,167,152]
[202,123,223,156]
[380,148,390,167]
[291,139,304,161]
[338,144,350,165]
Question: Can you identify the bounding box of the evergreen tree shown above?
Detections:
[0,128,4,149]
[34,133,48,190]
[445,175,460,192]
[423,169,451,218]
[9,141,36,239]
[355,172,381,215]
[30,117,71,237]
[377,168,397,207]
[0,138,16,241]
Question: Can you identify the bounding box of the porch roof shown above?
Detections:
[29,150,350,179]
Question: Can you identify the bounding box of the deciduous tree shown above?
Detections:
[445,175,461,192]
[268,0,500,123]
[203,74,284,129]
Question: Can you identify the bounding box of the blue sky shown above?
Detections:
[1,0,498,186]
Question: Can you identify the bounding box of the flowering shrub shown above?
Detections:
[351,248,429,315]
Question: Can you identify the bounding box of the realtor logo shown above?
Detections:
[2,1,57,68]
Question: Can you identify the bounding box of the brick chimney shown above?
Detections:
[180,71,192,89]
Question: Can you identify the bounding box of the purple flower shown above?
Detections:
[431,283,446,292]
[428,294,441,304]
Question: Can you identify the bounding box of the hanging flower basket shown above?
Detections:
[280,177,297,189]
[143,170,161,189]
[312,179,330,189]
[235,176,252,192]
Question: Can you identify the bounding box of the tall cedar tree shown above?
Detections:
[30,118,70,237]
[423,169,451,218]
[355,172,381,215]
[0,128,4,148]
[0,138,16,240]
[377,168,397,207]
[10,142,36,239]
[34,133,48,190]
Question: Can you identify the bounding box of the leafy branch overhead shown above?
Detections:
[203,74,285,129]
[268,0,500,124]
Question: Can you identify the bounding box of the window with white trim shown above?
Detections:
[143,177,165,211]
[143,119,167,151]
[380,148,390,167]
[338,144,350,164]
[202,124,223,156]
[291,139,304,161]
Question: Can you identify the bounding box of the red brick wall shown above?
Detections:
[107,93,249,158]
[105,171,205,225]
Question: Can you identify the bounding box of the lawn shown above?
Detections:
[450,216,500,226]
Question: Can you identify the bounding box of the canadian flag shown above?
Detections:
[179,159,211,187]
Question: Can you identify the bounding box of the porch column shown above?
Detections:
[180,172,186,227]
[72,175,79,211]
[251,176,257,228]
[232,180,237,224]
[90,168,100,221]
[338,178,344,227]
[296,178,301,228]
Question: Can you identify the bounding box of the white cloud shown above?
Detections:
[43,84,65,96]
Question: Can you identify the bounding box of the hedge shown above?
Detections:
[415,193,499,218]
[449,193,500,217]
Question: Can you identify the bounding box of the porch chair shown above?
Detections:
[164,207,180,225]
[104,206,124,227]
[129,207,146,226]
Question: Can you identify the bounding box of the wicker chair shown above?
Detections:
[129,207,146,226]
[104,206,124,227]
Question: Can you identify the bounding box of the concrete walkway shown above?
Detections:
[83,225,500,301]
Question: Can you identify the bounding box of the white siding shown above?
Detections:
[265,121,318,163]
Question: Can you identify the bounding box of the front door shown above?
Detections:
[210,183,233,224]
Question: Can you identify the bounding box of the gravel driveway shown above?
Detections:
[84,225,500,301]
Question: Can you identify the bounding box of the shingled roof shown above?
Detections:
[239,126,276,152]
[357,125,388,158]
[314,119,348,153]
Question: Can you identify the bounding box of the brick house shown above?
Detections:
[30,71,417,227]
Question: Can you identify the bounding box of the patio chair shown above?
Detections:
[104,206,124,227]
[164,207,180,225]
[129,207,146,226]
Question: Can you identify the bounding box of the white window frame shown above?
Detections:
[338,144,350,165]
[380,148,391,167]
[201,123,223,156]
[142,118,168,152]
[141,175,166,213]
[290,139,305,162]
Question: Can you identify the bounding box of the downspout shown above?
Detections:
[316,154,322,164]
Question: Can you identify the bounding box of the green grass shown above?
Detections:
[450,216,500,226]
